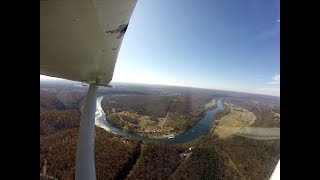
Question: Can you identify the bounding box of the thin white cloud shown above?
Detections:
[273,74,280,81]
[268,74,280,84]
[267,81,280,85]
[255,74,280,96]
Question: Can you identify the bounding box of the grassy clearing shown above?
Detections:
[213,102,256,139]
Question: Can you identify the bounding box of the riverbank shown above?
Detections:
[204,99,217,110]
[95,96,224,144]
[100,95,219,139]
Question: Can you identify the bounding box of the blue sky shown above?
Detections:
[41,0,280,96]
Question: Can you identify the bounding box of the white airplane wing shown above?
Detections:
[40,0,137,85]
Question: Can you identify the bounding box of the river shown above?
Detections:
[95,96,224,145]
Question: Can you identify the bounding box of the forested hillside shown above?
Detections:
[40,81,280,180]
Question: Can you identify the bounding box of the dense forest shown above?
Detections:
[40,90,85,110]
[170,143,234,180]
[40,109,80,135]
[192,134,280,180]
[40,127,142,179]
[101,93,213,119]
[127,142,185,179]
[40,81,280,180]
[102,95,174,118]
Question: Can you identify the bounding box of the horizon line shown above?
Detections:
[40,77,280,98]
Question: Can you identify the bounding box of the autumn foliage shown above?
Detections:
[40,82,280,180]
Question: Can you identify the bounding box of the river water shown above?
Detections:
[95,96,224,145]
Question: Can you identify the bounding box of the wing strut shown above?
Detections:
[75,83,98,180]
